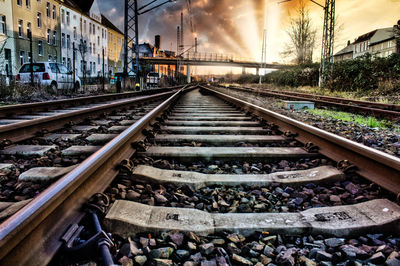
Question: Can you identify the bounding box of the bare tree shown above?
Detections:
[283,1,316,64]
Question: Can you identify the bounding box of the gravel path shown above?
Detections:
[214,87,400,158]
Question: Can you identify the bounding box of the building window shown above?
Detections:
[97,36,100,45]
[62,57,66,65]
[93,24,95,35]
[48,55,52,62]
[38,40,43,55]
[89,42,92,54]
[27,22,31,38]
[26,0,30,9]
[93,43,95,54]
[66,11,70,25]
[20,50,25,65]
[52,5,56,19]
[53,30,57,45]
[101,29,103,38]
[67,58,71,70]
[89,22,91,34]
[37,12,42,28]
[83,20,86,34]
[0,15,6,35]
[67,34,71,49]
[73,27,77,39]
[98,54,100,64]
[46,2,50,17]
[17,0,22,6]
[18,19,24,38]
[62,33,65,47]
[47,29,51,43]
[61,9,65,24]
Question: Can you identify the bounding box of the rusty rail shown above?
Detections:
[203,85,400,195]
[0,87,181,118]
[0,90,176,143]
[221,85,400,120]
[0,86,191,265]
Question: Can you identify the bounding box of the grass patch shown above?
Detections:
[305,108,397,130]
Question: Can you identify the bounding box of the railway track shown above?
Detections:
[0,85,399,265]
[218,85,400,120]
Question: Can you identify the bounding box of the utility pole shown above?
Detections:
[28,31,34,86]
[259,29,267,85]
[319,0,335,86]
[102,47,105,92]
[124,0,175,90]
[73,42,76,91]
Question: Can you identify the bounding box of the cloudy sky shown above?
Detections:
[99,0,400,70]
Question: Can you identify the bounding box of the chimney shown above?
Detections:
[347,40,351,46]
[180,12,184,52]
[177,26,180,54]
[155,35,161,50]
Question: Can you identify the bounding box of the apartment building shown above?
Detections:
[60,0,108,79]
[0,0,123,82]
[102,14,123,76]
[0,0,16,78]
[8,0,61,75]
[334,21,399,62]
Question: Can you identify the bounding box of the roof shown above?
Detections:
[354,30,377,44]
[60,0,83,12]
[101,15,123,35]
[335,44,354,56]
[71,0,94,13]
[369,27,395,45]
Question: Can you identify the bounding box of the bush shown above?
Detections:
[324,53,400,92]
[263,63,319,87]
[236,74,260,84]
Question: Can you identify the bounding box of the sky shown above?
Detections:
[99,0,400,73]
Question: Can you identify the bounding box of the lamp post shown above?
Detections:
[124,0,176,90]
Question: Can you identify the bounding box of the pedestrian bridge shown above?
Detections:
[140,52,288,70]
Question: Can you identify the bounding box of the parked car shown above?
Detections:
[16,62,81,92]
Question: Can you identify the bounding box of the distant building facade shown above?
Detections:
[9,0,61,75]
[102,14,123,76]
[0,0,16,78]
[334,20,400,62]
[0,0,123,82]
[60,0,108,79]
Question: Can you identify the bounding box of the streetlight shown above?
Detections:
[279,0,335,87]
[124,0,176,90]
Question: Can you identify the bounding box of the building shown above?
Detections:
[59,0,108,80]
[0,0,16,79]
[138,36,186,78]
[102,14,123,76]
[10,0,61,74]
[369,27,397,58]
[334,41,354,62]
[334,21,399,62]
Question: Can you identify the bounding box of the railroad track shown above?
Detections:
[0,85,399,265]
[218,85,400,120]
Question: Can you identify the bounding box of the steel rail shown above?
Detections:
[0,90,176,143]
[202,85,400,195]
[0,87,181,118]
[239,86,400,111]
[222,85,400,119]
[0,86,190,265]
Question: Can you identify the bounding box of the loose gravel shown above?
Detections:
[112,230,400,266]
